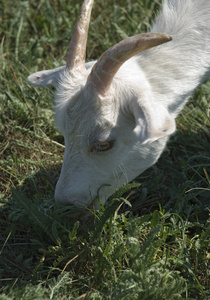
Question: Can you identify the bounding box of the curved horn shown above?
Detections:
[66,0,94,73]
[87,33,172,96]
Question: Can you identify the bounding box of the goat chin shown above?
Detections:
[27,0,210,211]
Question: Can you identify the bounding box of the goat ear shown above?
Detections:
[27,66,64,87]
[131,97,176,144]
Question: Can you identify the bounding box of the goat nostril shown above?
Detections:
[65,202,77,207]
[60,201,72,206]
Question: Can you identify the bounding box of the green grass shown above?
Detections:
[0,0,209,299]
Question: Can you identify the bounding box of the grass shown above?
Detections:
[0,0,209,299]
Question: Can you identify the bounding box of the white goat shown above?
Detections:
[27,0,210,209]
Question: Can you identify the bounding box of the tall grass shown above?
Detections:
[0,0,209,299]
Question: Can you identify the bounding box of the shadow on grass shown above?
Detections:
[0,129,209,298]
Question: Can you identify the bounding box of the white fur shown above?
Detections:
[27,0,210,209]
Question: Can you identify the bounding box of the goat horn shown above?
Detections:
[66,0,94,73]
[87,33,172,96]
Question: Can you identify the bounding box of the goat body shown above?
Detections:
[27,0,210,209]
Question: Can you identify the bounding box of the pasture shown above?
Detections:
[0,0,209,298]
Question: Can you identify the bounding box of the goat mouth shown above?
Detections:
[81,197,100,210]
[76,196,101,219]
[58,195,103,220]
[86,196,100,210]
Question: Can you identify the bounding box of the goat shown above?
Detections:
[27,0,210,210]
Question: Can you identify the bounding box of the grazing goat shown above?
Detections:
[27,0,210,209]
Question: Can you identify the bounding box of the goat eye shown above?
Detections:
[90,140,115,153]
